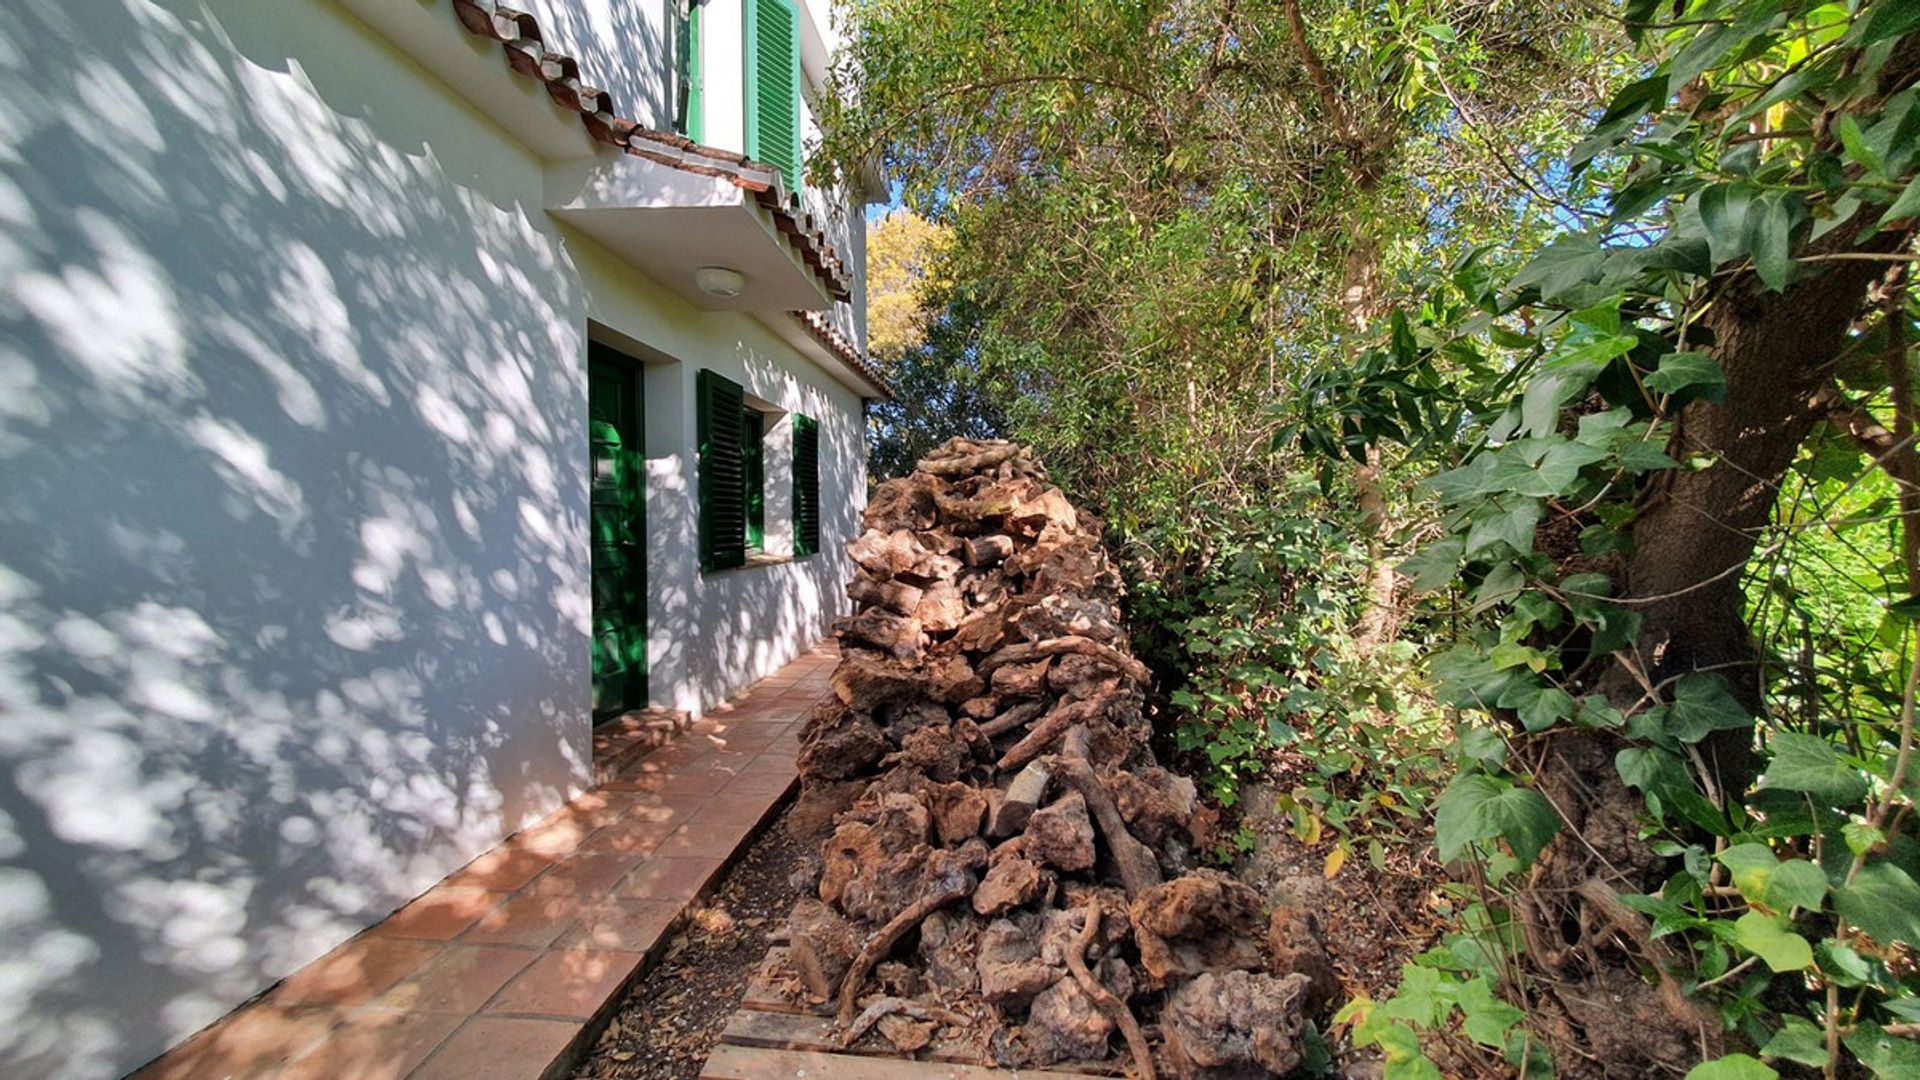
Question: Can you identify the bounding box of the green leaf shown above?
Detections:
[1512,235,1607,304]
[1434,773,1561,867]
[1697,183,1755,265]
[1400,537,1466,594]
[1879,174,1920,230]
[1487,438,1609,498]
[1464,497,1541,557]
[1685,1054,1776,1080]
[1734,911,1813,972]
[1834,862,1920,948]
[1664,675,1750,744]
[1837,115,1885,180]
[1845,1022,1920,1079]
[1748,192,1801,291]
[1618,440,1682,472]
[1859,1,1920,45]
[1718,844,1827,911]
[1760,1015,1829,1068]
[1759,732,1868,804]
[1644,352,1726,396]
[1455,977,1522,1048]
[1511,684,1574,733]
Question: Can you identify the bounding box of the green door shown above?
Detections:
[589,345,646,717]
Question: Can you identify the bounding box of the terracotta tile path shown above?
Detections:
[131,642,837,1080]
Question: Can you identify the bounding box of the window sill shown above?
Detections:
[743,551,792,569]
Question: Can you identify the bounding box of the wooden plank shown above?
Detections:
[739,948,828,1015]
[719,1009,989,1066]
[699,1043,1106,1080]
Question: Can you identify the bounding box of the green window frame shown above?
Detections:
[792,413,820,558]
[696,369,746,572]
[742,408,766,551]
[743,0,802,194]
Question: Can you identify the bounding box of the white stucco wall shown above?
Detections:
[0,1,867,1077]
[571,235,864,715]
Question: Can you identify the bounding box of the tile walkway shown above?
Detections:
[131,642,837,1080]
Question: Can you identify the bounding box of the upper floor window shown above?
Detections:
[744,0,803,195]
[670,1,702,139]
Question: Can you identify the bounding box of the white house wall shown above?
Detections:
[0,1,863,1077]
[567,232,864,716]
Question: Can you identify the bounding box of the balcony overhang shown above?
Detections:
[546,155,833,313]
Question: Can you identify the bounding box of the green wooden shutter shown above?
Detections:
[791,413,820,557]
[743,0,802,192]
[742,408,765,550]
[697,370,746,572]
[675,1,703,141]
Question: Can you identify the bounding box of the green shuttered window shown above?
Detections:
[742,408,766,550]
[743,0,802,193]
[792,413,820,558]
[697,369,746,572]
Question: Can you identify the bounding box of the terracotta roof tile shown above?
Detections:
[450,0,851,300]
[793,310,892,399]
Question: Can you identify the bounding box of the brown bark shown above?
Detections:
[1603,249,1899,793]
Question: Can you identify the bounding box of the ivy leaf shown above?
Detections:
[1759,732,1868,804]
[1664,675,1750,744]
[1644,352,1725,397]
[1697,183,1757,265]
[1717,844,1826,911]
[1400,536,1466,594]
[1487,438,1609,498]
[1834,862,1920,949]
[1507,683,1574,732]
[1435,773,1561,867]
[1455,977,1523,1048]
[1844,1022,1920,1079]
[1760,1015,1830,1068]
[1464,496,1541,557]
[1618,440,1681,472]
[1734,911,1814,972]
[1685,1054,1777,1080]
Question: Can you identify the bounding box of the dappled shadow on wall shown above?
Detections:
[0,1,592,1076]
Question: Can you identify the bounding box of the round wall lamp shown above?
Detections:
[694,266,746,298]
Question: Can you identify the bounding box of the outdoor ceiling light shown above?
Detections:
[695,266,746,298]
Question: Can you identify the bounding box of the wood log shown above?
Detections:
[837,882,971,1028]
[988,760,1052,836]
[995,697,1111,772]
[836,609,923,660]
[789,899,860,1002]
[847,575,925,615]
[1064,900,1156,1080]
[919,442,1022,477]
[1055,726,1162,900]
[978,699,1046,738]
[962,534,1015,566]
[978,635,1150,686]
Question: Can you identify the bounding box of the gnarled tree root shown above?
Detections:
[836,883,970,1028]
[841,996,972,1047]
[1066,899,1157,1080]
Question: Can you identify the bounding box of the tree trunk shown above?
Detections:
[1602,254,1898,795]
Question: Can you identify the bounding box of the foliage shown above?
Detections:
[864,285,1010,479]
[1129,483,1454,867]
[864,209,951,358]
[836,0,1920,1073]
[1289,0,1920,1073]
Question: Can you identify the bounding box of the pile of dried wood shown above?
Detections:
[780,439,1336,1079]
